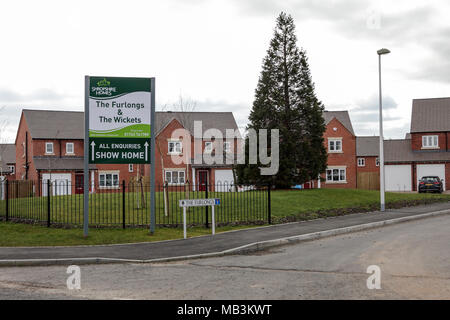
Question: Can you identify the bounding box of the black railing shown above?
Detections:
[0,179,270,228]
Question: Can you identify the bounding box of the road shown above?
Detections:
[1,214,449,299]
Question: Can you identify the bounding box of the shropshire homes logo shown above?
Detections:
[91,78,117,97]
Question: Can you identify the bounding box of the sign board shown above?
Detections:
[179,198,221,207]
[88,76,152,164]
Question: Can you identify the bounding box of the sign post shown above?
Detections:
[84,76,155,237]
[179,198,220,239]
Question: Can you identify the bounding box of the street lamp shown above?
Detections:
[377,48,390,212]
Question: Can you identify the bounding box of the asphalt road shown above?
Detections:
[1,214,449,300]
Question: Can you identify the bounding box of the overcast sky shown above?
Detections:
[1,0,449,143]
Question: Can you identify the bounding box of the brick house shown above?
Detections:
[146,111,241,191]
[14,109,240,195]
[316,111,357,189]
[0,144,16,181]
[383,97,450,191]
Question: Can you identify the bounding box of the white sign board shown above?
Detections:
[179,198,220,207]
[179,198,220,239]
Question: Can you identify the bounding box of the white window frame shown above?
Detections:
[357,158,365,167]
[98,171,120,189]
[204,141,213,153]
[326,167,347,183]
[66,142,74,155]
[328,138,342,153]
[168,140,182,155]
[422,135,439,149]
[45,142,54,154]
[128,164,134,173]
[375,157,380,167]
[164,169,186,185]
[8,165,15,174]
[224,141,231,153]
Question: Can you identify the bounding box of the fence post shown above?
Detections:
[267,181,272,224]
[205,179,209,228]
[47,179,51,227]
[122,180,126,229]
[5,179,9,222]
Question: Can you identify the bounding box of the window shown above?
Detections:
[45,142,54,154]
[99,172,119,188]
[165,170,185,185]
[357,158,365,167]
[422,135,438,148]
[328,138,342,152]
[8,165,15,174]
[168,141,182,154]
[66,142,74,154]
[376,158,380,166]
[204,141,213,153]
[224,141,231,153]
[128,164,134,172]
[326,168,346,183]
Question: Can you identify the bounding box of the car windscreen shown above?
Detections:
[422,177,439,182]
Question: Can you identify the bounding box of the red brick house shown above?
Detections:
[316,111,357,189]
[383,97,450,191]
[14,109,240,195]
[146,111,241,191]
[355,136,380,190]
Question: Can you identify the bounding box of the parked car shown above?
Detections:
[418,176,443,193]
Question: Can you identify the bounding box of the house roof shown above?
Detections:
[410,97,450,133]
[384,139,450,163]
[23,110,85,139]
[154,111,240,137]
[0,144,16,174]
[323,111,354,135]
[21,110,240,139]
[33,157,96,170]
[356,136,379,157]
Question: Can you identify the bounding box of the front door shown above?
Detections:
[75,174,84,194]
[198,170,208,191]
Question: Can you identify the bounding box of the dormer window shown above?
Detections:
[45,142,54,154]
[422,135,438,149]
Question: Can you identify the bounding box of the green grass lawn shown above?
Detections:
[0,222,257,247]
[271,189,450,222]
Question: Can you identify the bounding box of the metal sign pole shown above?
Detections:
[211,205,215,235]
[183,207,187,239]
[83,75,89,237]
[150,78,156,234]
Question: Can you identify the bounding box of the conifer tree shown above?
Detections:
[236,12,327,188]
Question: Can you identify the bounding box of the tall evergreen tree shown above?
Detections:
[236,12,327,188]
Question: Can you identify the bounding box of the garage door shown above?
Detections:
[42,173,72,196]
[385,165,412,192]
[417,164,445,191]
[214,169,235,192]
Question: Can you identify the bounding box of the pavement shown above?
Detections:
[1,201,450,266]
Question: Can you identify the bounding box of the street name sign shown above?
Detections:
[179,198,221,239]
[179,198,221,207]
[88,76,152,164]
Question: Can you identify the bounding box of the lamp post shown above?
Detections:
[377,48,390,212]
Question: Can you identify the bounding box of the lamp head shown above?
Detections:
[377,48,391,55]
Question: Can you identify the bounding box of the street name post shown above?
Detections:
[84,76,155,237]
[179,198,221,239]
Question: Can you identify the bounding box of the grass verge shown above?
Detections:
[0,222,258,247]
